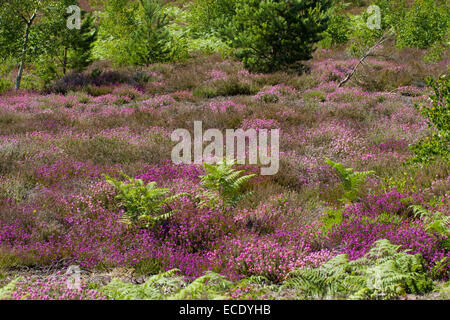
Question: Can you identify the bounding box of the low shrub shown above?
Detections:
[282,239,434,299]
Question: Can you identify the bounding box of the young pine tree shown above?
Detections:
[232,0,331,73]
[96,0,172,66]
[127,0,172,66]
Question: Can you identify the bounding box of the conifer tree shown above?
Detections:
[232,0,331,73]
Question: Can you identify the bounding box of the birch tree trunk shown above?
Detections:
[15,11,37,90]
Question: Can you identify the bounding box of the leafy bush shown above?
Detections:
[0,78,12,94]
[423,41,448,63]
[231,0,331,72]
[188,0,237,39]
[0,57,15,94]
[194,76,256,98]
[396,0,448,50]
[282,239,434,299]
[319,2,351,48]
[347,0,406,57]
[95,0,175,66]
[105,174,182,228]
[409,75,449,165]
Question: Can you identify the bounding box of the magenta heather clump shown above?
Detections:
[329,191,449,270]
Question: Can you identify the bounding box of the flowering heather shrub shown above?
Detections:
[142,95,177,108]
[0,181,219,278]
[209,230,336,282]
[207,101,246,113]
[35,159,110,186]
[170,91,195,102]
[311,59,357,83]
[0,53,448,299]
[209,70,228,82]
[253,84,296,103]
[159,197,234,253]
[241,118,280,130]
[329,191,449,271]
[136,161,204,184]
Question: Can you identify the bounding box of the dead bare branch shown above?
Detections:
[338,32,392,88]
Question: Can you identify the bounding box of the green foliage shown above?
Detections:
[431,281,450,300]
[319,2,351,48]
[200,158,255,207]
[169,271,232,300]
[410,205,449,250]
[231,275,276,299]
[134,258,164,276]
[104,174,182,228]
[322,207,344,234]
[126,0,172,65]
[0,78,12,94]
[395,0,448,50]
[164,6,232,60]
[423,41,448,63]
[381,168,418,193]
[69,13,97,72]
[95,0,174,66]
[100,269,231,300]
[0,277,21,300]
[348,0,448,57]
[409,75,449,165]
[188,0,237,39]
[325,158,374,203]
[231,0,331,72]
[100,269,182,300]
[282,239,434,299]
[39,1,97,76]
[429,257,450,280]
[347,0,406,57]
[193,76,256,98]
[0,0,64,89]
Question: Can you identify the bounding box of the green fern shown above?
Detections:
[325,158,374,203]
[0,277,21,300]
[100,278,162,300]
[168,271,232,300]
[410,205,449,250]
[282,239,433,300]
[105,174,184,228]
[100,269,183,300]
[100,269,232,300]
[200,158,255,207]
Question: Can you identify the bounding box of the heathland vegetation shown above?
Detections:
[0,0,448,300]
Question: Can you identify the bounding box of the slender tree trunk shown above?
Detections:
[63,47,68,75]
[15,10,37,90]
[15,23,31,90]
